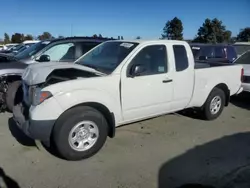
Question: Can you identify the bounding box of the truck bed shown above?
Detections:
[195,60,235,69]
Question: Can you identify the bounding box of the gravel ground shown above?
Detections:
[0,94,250,188]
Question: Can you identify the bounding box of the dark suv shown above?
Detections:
[190,43,237,63]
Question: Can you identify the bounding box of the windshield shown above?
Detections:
[75,41,139,74]
[11,44,25,51]
[15,41,50,59]
[234,50,250,65]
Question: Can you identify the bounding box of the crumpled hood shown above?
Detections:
[22,61,105,85]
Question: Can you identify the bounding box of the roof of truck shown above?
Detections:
[111,39,188,44]
[189,43,234,46]
[47,36,114,43]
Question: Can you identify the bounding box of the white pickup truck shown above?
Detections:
[13,40,243,161]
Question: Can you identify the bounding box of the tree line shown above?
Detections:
[160,17,250,43]
[2,32,124,44]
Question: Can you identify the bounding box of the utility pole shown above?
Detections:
[70,24,73,37]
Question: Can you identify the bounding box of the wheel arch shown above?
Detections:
[203,83,230,107]
[213,83,230,106]
[56,102,116,139]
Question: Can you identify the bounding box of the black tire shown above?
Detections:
[202,87,226,120]
[53,106,108,161]
[6,80,22,112]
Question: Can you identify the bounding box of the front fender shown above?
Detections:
[53,88,123,123]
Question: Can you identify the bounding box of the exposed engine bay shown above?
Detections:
[41,68,100,88]
[22,68,102,107]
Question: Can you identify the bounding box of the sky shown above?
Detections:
[1,0,250,40]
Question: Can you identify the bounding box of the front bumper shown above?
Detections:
[13,103,55,142]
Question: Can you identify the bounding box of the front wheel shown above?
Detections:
[6,81,22,112]
[53,106,108,161]
[202,88,226,120]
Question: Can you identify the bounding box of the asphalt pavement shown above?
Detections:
[0,93,250,188]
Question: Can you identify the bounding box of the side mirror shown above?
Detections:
[130,64,146,77]
[38,54,50,62]
[199,56,208,60]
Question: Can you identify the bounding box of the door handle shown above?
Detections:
[162,79,173,83]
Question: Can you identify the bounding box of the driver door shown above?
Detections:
[120,44,174,122]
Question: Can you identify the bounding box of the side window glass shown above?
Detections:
[42,43,76,61]
[214,47,225,58]
[79,42,100,57]
[173,45,189,72]
[200,46,213,58]
[128,45,168,77]
[226,46,237,62]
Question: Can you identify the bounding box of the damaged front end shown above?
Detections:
[22,66,103,107]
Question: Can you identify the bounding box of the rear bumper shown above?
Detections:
[13,103,55,142]
[242,83,250,92]
[236,86,244,94]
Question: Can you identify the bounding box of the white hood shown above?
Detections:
[22,62,105,85]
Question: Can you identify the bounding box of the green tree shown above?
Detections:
[24,34,33,40]
[98,34,103,38]
[11,33,24,43]
[4,33,10,44]
[161,17,183,40]
[237,27,250,42]
[58,35,64,39]
[136,36,141,39]
[121,36,124,40]
[92,34,98,38]
[193,18,232,43]
[38,32,53,40]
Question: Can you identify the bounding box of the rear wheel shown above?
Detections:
[6,81,22,112]
[53,106,108,161]
[202,88,226,120]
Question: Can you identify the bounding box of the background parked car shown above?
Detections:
[22,40,40,48]
[233,50,250,92]
[0,40,52,63]
[0,43,19,51]
[0,41,39,55]
[0,44,28,55]
[233,42,250,57]
[190,43,237,63]
[0,45,4,51]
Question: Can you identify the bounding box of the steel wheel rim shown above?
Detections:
[68,120,99,151]
[210,96,222,115]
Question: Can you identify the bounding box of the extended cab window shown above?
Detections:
[128,45,168,76]
[173,45,188,71]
